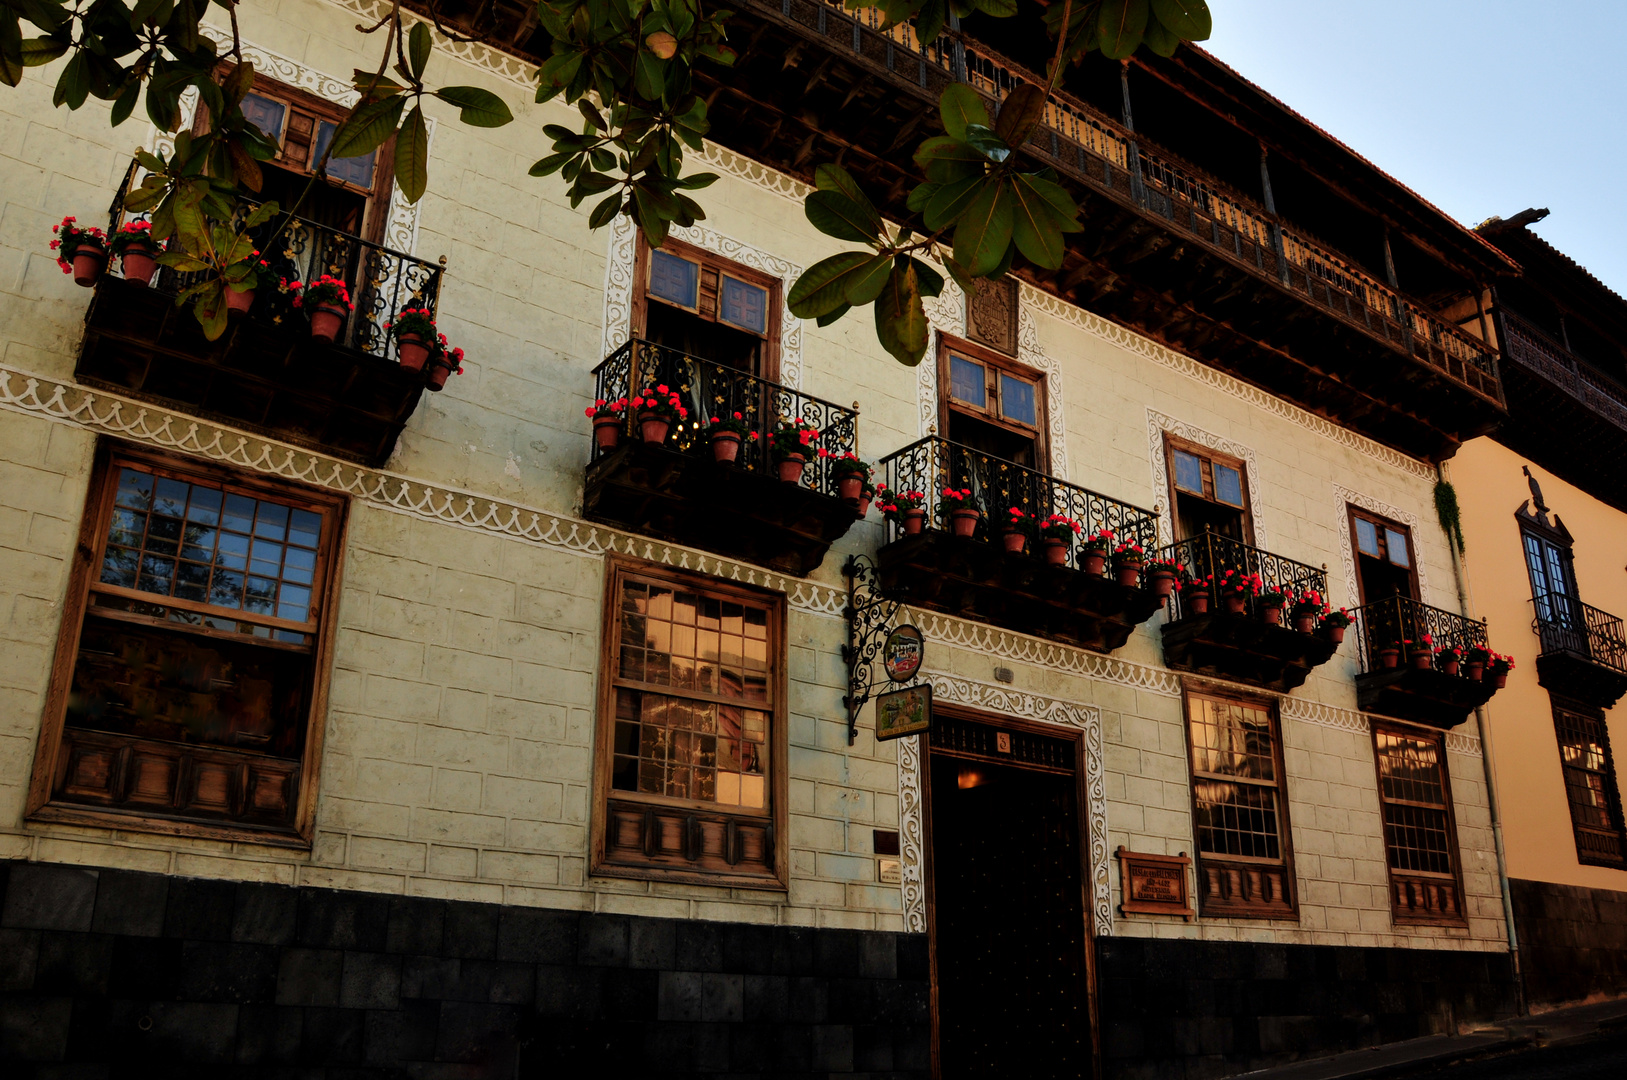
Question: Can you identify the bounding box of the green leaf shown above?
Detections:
[938,84,991,143]
[632,46,665,101]
[395,105,429,203]
[962,124,1011,163]
[1142,17,1180,56]
[1009,176,1065,269]
[434,85,513,127]
[327,95,404,162]
[529,151,574,177]
[1151,0,1212,40]
[788,251,878,320]
[588,192,622,229]
[0,20,21,89]
[1098,0,1150,60]
[1016,173,1083,230]
[914,136,987,185]
[844,254,895,306]
[952,179,1014,277]
[631,186,671,247]
[675,172,719,189]
[805,191,882,245]
[53,50,89,108]
[537,50,582,91]
[910,257,945,299]
[109,81,138,126]
[923,175,982,232]
[195,283,229,342]
[874,262,928,366]
[156,252,210,273]
[941,255,976,294]
[221,59,253,105]
[19,36,66,66]
[243,201,279,228]
[816,303,851,328]
[408,21,431,80]
[906,183,939,214]
[966,0,1018,15]
[994,83,1047,150]
[814,164,881,227]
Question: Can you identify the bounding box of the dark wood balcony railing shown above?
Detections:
[583,339,861,574]
[872,437,1163,651]
[1151,530,1337,691]
[1531,592,1627,709]
[76,159,444,465]
[1501,311,1627,431]
[1350,595,1498,727]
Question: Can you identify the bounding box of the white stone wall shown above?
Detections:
[0,0,1503,952]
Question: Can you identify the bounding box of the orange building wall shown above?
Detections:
[1450,436,1627,891]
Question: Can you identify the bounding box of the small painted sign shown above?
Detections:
[882,624,925,683]
[875,683,932,742]
[878,858,902,884]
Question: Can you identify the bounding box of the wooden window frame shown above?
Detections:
[936,334,1049,472]
[1346,505,1421,604]
[631,237,782,382]
[25,442,348,848]
[1163,434,1254,544]
[1369,721,1469,927]
[1551,696,1627,869]
[590,555,790,890]
[1180,683,1298,921]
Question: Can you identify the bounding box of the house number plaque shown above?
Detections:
[1116,846,1195,921]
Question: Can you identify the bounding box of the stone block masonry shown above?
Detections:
[1511,877,1627,1008]
[0,860,930,1075]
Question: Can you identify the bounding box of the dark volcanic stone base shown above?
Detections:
[1511,876,1627,1008]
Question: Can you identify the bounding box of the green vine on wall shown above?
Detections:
[1434,479,1466,555]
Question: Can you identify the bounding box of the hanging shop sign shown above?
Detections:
[881,624,925,683]
[875,682,932,742]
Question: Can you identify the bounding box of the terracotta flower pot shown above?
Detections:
[1323,625,1346,645]
[948,508,980,538]
[837,474,864,502]
[225,285,255,316]
[1114,560,1143,588]
[640,412,672,445]
[1185,589,1210,615]
[425,357,454,391]
[1150,570,1177,600]
[778,453,806,483]
[902,508,925,535]
[1440,656,1460,676]
[712,432,741,464]
[1379,647,1399,669]
[1465,661,1484,682]
[1042,538,1070,566]
[1410,649,1433,670]
[1293,614,1316,634]
[1494,672,1508,689]
[398,333,430,372]
[309,303,348,344]
[593,417,621,451]
[854,496,871,518]
[1223,593,1248,615]
[1001,529,1027,554]
[70,243,106,287]
[1081,550,1107,576]
[1260,605,1282,626]
[119,243,158,287]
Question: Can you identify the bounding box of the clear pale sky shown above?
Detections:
[1202,0,1627,295]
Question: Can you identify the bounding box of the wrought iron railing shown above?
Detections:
[1532,592,1627,674]
[104,159,443,362]
[799,0,1502,400]
[1151,530,1327,622]
[1350,594,1489,673]
[1501,310,1627,431]
[590,338,859,495]
[875,437,1157,564]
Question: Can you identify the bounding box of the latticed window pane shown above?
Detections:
[719,275,768,335]
[1193,778,1281,859]
[1188,698,1276,781]
[1374,731,1456,876]
[1187,697,1285,860]
[949,354,986,408]
[648,249,700,308]
[1554,706,1627,863]
[1213,463,1244,507]
[1173,449,1203,495]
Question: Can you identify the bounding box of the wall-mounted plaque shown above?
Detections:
[878,858,902,884]
[1116,846,1195,921]
[875,683,932,742]
[882,625,924,683]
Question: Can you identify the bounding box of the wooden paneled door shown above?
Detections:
[925,711,1098,1079]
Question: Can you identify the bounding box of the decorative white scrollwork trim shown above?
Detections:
[0,366,845,616]
[600,215,805,388]
[897,674,1112,936]
[1332,484,1435,610]
[1146,410,1267,550]
[1280,697,1481,757]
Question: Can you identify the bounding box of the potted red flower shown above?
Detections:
[1319,607,1351,645]
[1377,639,1402,669]
[1182,574,1213,615]
[586,397,628,450]
[881,489,927,535]
[1040,514,1083,566]
[1257,588,1287,625]
[1112,540,1145,587]
[772,418,821,482]
[706,411,752,463]
[50,215,107,286]
[1488,652,1515,689]
[1146,557,1182,603]
[1407,634,1434,670]
[388,308,438,372]
[296,274,354,343]
[1435,643,1463,676]
[939,488,980,537]
[425,335,464,391]
[1290,589,1327,634]
[633,384,686,444]
[1214,568,1260,615]
[825,451,873,505]
[1465,646,1490,682]
[1001,507,1035,555]
[109,221,159,286]
[1078,528,1112,575]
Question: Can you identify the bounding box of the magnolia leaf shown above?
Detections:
[914,136,987,185]
[923,175,983,232]
[408,21,431,80]
[912,0,947,46]
[814,163,881,228]
[966,0,1018,15]
[844,254,895,307]
[1018,173,1083,231]
[195,283,229,342]
[788,251,878,319]
[1009,176,1065,269]
[53,50,88,108]
[123,181,166,213]
[20,36,67,66]
[433,85,513,127]
[156,252,210,273]
[537,51,582,91]
[962,124,1011,163]
[243,200,279,228]
[529,151,574,177]
[588,192,622,229]
[938,83,991,143]
[952,179,1014,277]
[805,190,883,245]
[906,182,939,213]
[874,261,928,366]
[1151,0,1212,40]
[225,139,263,193]
[110,80,139,126]
[327,95,405,162]
[0,23,19,89]
[1142,15,1180,56]
[675,172,719,189]
[994,83,1047,150]
[816,303,851,328]
[910,257,945,299]
[395,104,429,203]
[1098,0,1150,60]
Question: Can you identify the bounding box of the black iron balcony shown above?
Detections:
[583,339,861,574]
[873,437,1162,651]
[1531,593,1627,709]
[1155,531,1337,692]
[76,160,443,466]
[1350,595,1500,728]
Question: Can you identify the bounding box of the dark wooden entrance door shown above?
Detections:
[926,714,1093,1078]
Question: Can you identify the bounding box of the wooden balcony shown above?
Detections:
[75,163,443,467]
[582,340,862,575]
[1350,596,1500,728]
[874,438,1163,651]
[1155,532,1338,692]
[1531,594,1627,709]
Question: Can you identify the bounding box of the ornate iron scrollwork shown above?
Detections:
[842,554,905,746]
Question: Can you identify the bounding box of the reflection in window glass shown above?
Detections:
[1213,464,1244,507]
[648,249,699,309]
[1173,449,1204,495]
[1187,697,1284,861]
[719,276,768,335]
[1385,528,1411,567]
[999,373,1037,427]
[310,120,377,188]
[1355,518,1380,557]
[1374,731,1454,875]
[241,93,288,142]
[949,354,985,408]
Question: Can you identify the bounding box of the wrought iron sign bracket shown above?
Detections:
[842,554,903,746]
